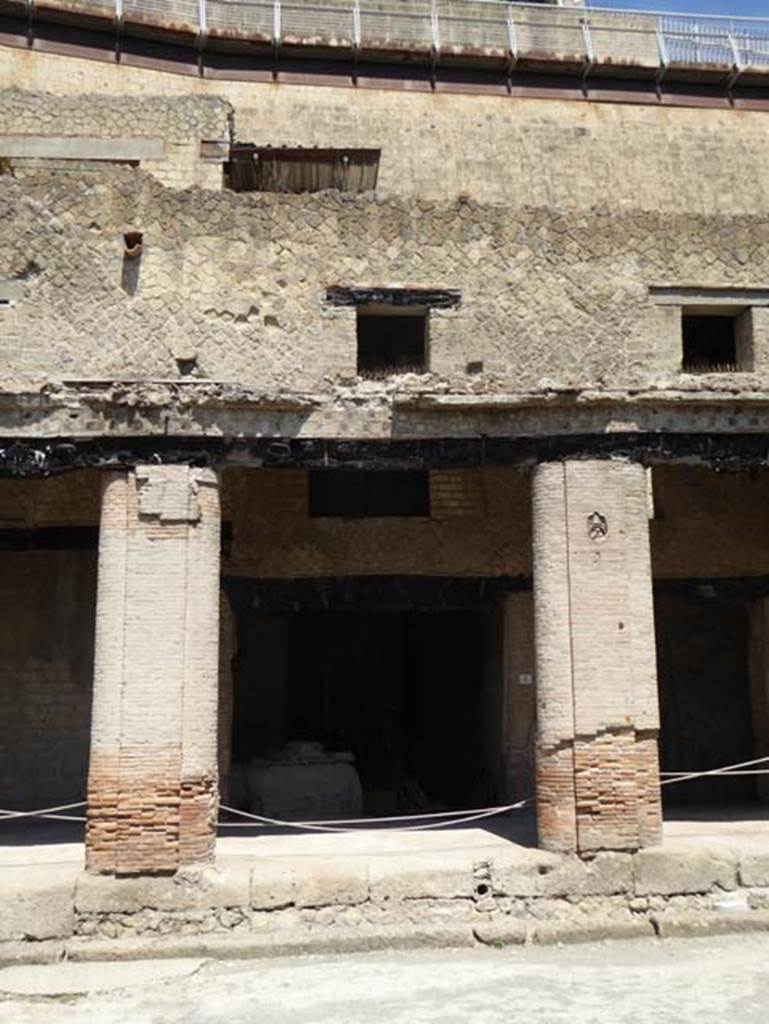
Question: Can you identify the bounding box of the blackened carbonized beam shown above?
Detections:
[224,573,530,613]
[3,433,769,478]
[326,287,461,309]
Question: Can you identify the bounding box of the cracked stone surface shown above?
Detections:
[0,936,768,1023]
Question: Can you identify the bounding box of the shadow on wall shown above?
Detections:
[0,549,97,812]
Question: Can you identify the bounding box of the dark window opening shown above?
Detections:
[309,470,430,518]
[682,314,738,372]
[225,146,380,193]
[357,313,427,376]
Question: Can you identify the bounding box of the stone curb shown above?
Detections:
[529,918,656,945]
[651,910,769,939]
[0,941,65,967]
[63,924,478,962]
[3,912,768,967]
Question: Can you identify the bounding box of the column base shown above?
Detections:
[537,729,662,856]
[86,749,218,875]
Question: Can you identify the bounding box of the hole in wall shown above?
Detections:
[16,261,40,281]
[121,231,143,296]
[176,357,198,377]
[123,231,143,258]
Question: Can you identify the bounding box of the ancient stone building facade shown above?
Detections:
[2,0,769,872]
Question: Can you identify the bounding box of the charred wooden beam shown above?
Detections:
[224,573,530,612]
[325,287,461,309]
[3,433,769,478]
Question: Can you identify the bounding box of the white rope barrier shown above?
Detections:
[224,801,528,827]
[659,754,769,786]
[3,755,769,831]
[661,769,769,777]
[218,800,531,833]
[0,801,86,821]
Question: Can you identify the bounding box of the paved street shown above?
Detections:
[1,935,768,1024]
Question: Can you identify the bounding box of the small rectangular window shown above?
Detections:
[357,311,427,376]
[309,470,430,518]
[326,287,459,378]
[225,147,380,193]
[682,313,739,372]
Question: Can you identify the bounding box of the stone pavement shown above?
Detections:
[1,935,768,1024]
[2,811,769,963]
[0,959,204,996]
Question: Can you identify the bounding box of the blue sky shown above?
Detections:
[589,0,767,17]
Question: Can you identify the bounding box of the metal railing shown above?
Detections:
[16,0,769,74]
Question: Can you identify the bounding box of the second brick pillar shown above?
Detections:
[532,459,662,855]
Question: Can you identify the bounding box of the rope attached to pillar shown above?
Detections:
[3,754,769,831]
[0,800,86,822]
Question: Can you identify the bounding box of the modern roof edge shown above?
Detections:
[1,0,768,88]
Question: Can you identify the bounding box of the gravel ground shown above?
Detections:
[0,934,768,1024]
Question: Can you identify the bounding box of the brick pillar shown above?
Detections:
[532,460,661,855]
[86,465,221,875]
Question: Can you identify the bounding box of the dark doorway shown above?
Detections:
[655,589,756,805]
[401,612,486,809]
[244,609,487,813]
[287,610,485,811]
